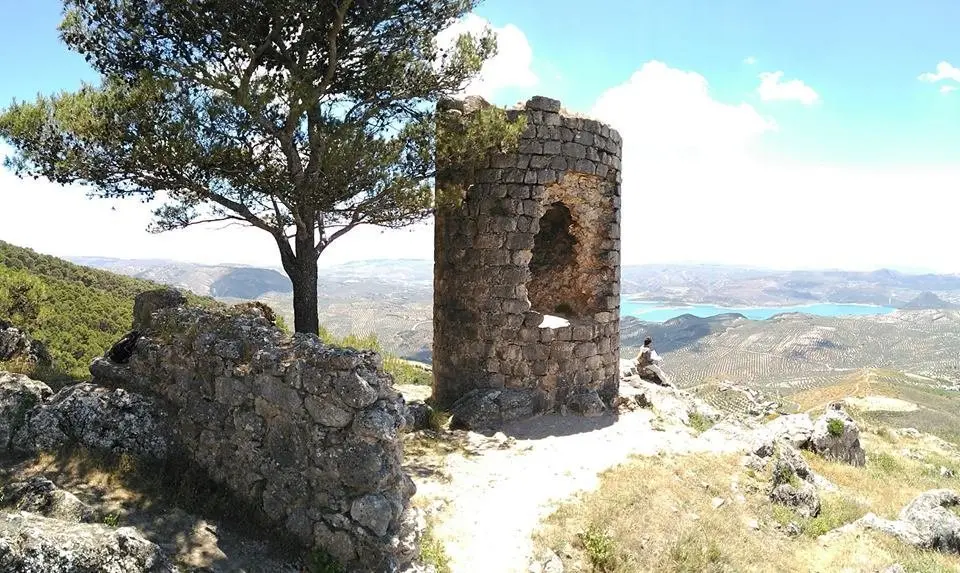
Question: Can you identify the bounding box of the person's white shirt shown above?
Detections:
[650,349,662,363]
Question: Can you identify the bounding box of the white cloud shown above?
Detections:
[435,14,538,101]
[5,56,960,276]
[743,56,757,65]
[918,61,960,83]
[0,144,433,270]
[585,61,960,273]
[941,85,958,94]
[757,71,821,105]
[591,61,776,165]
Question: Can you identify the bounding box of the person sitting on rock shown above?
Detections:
[635,337,672,387]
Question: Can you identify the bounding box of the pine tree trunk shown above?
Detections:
[286,231,320,335]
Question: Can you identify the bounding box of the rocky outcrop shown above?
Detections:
[810,404,866,466]
[11,382,174,459]
[761,414,814,449]
[1,477,97,523]
[618,377,719,426]
[0,320,52,373]
[827,489,960,553]
[450,388,542,431]
[898,489,960,552]
[131,287,186,331]
[0,372,52,449]
[404,401,434,432]
[0,511,176,572]
[769,446,821,518]
[87,291,417,572]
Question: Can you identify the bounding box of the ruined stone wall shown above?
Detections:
[433,96,622,428]
[90,295,418,572]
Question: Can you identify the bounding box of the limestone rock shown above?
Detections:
[0,320,52,373]
[0,511,177,572]
[838,490,960,553]
[898,489,960,552]
[768,444,824,518]
[770,482,821,518]
[623,378,717,427]
[810,405,866,466]
[846,513,925,547]
[771,444,814,484]
[565,390,606,417]
[450,388,539,431]
[404,401,434,431]
[1,477,97,523]
[89,302,415,571]
[11,382,174,459]
[0,371,52,449]
[762,414,814,449]
[396,507,426,567]
[132,288,186,331]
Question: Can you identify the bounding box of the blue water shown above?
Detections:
[621,300,896,323]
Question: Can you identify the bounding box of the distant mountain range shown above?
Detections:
[620,264,960,308]
[70,256,960,309]
[68,256,293,299]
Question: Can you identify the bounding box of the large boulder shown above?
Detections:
[831,489,960,553]
[898,489,960,553]
[0,511,176,572]
[811,404,866,466]
[770,482,821,518]
[1,477,97,523]
[565,389,606,417]
[769,445,822,518]
[621,378,719,426]
[0,320,52,373]
[762,413,814,449]
[450,388,540,431]
[131,288,186,332]
[11,383,174,459]
[0,372,52,449]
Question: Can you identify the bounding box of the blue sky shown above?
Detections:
[1,1,959,272]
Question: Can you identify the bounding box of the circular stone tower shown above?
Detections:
[433,95,623,429]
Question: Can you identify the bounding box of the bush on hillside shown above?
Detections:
[318,327,432,386]
[0,241,214,382]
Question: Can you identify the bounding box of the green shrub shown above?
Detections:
[420,523,451,573]
[578,523,619,572]
[827,418,845,437]
[688,412,715,434]
[318,326,431,386]
[869,452,901,475]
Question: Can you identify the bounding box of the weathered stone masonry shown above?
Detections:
[433,95,623,427]
[85,293,419,572]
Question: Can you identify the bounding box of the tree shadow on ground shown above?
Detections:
[498,411,619,440]
[0,449,302,572]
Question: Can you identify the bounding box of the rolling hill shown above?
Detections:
[0,241,214,381]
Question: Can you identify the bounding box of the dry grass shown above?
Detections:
[535,428,960,573]
[535,453,797,572]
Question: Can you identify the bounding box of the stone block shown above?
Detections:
[562,142,586,159]
[526,96,562,112]
[574,343,598,358]
[543,140,562,155]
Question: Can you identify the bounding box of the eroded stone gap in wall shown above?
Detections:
[529,201,578,317]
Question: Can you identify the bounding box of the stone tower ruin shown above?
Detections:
[433,95,623,428]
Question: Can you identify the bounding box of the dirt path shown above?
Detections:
[407,382,755,573]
